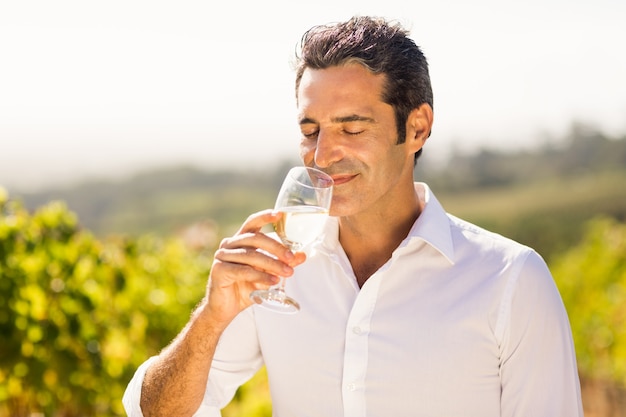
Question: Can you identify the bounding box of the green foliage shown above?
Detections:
[552,218,626,384]
[222,367,271,417]
[0,193,212,416]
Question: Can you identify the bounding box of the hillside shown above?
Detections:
[9,123,626,262]
[14,161,297,238]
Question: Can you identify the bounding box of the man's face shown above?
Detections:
[296,63,420,218]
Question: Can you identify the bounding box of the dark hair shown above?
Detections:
[294,15,433,163]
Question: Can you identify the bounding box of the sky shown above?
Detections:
[1,0,625,192]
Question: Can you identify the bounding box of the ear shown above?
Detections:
[405,103,434,153]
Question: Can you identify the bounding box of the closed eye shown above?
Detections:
[344,129,364,136]
[302,130,319,139]
[336,115,372,137]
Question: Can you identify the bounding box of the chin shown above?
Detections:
[329,200,358,218]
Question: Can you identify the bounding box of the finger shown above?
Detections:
[215,245,296,278]
[210,258,281,288]
[237,209,280,234]
[220,230,298,267]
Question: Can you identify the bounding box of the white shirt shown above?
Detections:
[123,183,583,417]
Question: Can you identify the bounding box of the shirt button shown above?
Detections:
[347,383,356,391]
[352,326,362,334]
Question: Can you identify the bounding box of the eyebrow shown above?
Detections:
[299,114,375,125]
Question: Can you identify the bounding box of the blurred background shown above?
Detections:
[1,0,625,416]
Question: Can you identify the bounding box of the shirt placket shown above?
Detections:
[341,274,380,417]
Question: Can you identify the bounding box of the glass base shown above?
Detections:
[250,288,300,314]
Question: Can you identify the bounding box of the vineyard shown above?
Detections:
[0,193,211,416]
[2,185,625,416]
[2,126,626,416]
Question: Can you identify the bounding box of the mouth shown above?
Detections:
[330,174,357,186]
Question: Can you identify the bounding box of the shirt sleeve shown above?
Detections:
[122,307,263,416]
[200,307,265,408]
[122,356,157,417]
[498,250,584,416]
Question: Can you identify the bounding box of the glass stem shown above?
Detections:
[272,277,287,301]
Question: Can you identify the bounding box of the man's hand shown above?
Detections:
[205,209,306,326]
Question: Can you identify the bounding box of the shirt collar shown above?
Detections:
[318,182,455,264]
[406,182,455,264]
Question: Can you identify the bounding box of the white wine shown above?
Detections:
[250,166,333,314]
[274,205,329,250]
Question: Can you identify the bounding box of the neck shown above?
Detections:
[338,184,422,287]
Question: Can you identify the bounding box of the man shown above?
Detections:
[124,16,583,416]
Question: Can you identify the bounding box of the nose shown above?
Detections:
[313,131,343,168]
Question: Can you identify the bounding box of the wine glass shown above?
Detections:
[249,166,333,314]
